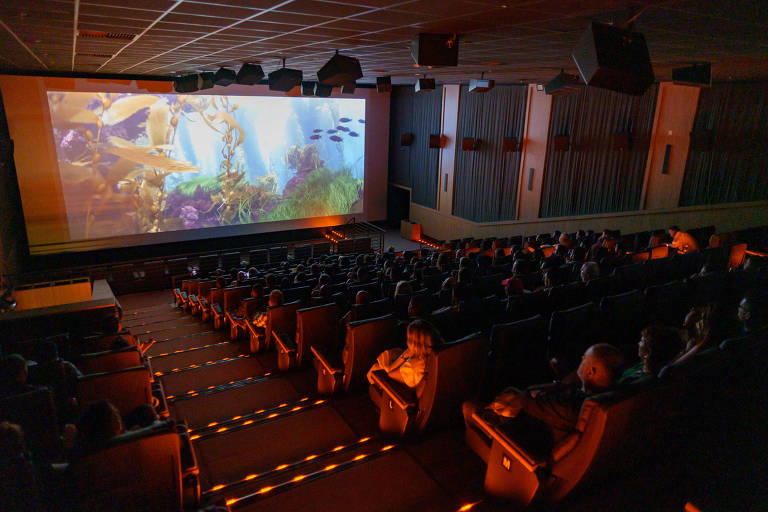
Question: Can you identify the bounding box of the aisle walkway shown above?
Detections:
[119,290,486,512]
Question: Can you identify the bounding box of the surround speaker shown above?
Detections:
[269,66,303,92]
[314,83,333,97]
[672,63,711,87]
[572,21,654,95]
[236,63,265,85]
[376,76,392,93]
[213,67,236,86]
[401,133,414,146]
[553,135,570,151]
[613,132,632,151]
[429,134,444,149]
[411,33,459,66]
[502,138,519,152]
[462,138,479,151]
[341,83,356,94]
[199,72,215,90]
[544,71,582,95]
[301,81,315,96]
[317,52,363,86]
[415,78,435,92]
[469,78,495,93]
[174,74,199,93]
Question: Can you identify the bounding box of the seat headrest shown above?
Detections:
[77,364,150,382]
[104,419,176,449]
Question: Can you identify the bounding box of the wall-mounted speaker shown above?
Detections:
[502,138,519,152]
[268,66,302,92]
[341,83,356,94]
[411,33,459,67]
[236,63,264,85]
[376,76,392,93]
[198,72,215,90]
[672,63,711,88]
[314,83,333,97]
[544,71,582,95]
[572,21,654,95]
[553,135,570,151]
[462,138,479,151]
[213,68,236,86]
[415,78,435,92]
[613,133,632,151]
[174,74,199,93]
[429,134,445,149]
[317,52,363,86]
[401,133,414,146]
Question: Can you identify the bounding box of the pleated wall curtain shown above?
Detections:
[452,85,528,222]
[387,85,442,209]
[539,85,658,218]
[679,81,768,206]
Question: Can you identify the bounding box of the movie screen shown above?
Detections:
[47,92,365,241]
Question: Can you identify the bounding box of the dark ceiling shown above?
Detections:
[1,0,767,85]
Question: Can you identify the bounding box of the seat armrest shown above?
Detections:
[152,380,169,419]
[370,370,417,411]
[551,432,581,462]
[471,412,546,472]
[311,346,342,374]
[273,331,296,353]
[176,426,199,476]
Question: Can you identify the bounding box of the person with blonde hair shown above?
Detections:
[367,319,442,389]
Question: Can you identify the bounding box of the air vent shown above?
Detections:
[76,52,114,58]
[78,30,135,41]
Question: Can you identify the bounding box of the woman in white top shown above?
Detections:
[367,319,441,389]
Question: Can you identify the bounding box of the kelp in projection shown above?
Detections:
[46,92,365,241]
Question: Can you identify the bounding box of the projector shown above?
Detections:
[317,52,363,86]
[415,78,435,92]
[468,78,495,93]
[672,63,711,87]
[236,63,265,85]
[269,67,303,92]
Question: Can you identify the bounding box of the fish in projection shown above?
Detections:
[336,126,349,132]
[339,117,352,123]
[326,129,337,134]
[348,131,359,137]
[310,135,322,140]
[329,135,343,142]
[313,129,323,133]
[358,119,365,124]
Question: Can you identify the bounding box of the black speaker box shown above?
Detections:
[415,78,435,92]
[341,83,356,94]
[236,63,265,85]
[174,74,199,93]
[317,53,363,86]
[462,138,479,151]
[199,72,215,90]
[672,63,711,87]
[301,81,315,96]
[553,135,570,151]
[401,133,414,146]
[572,22,654,96]
[269,67,303,92]
[376,76,392,93]
[468,78,495,93]
[544,71,582,95]
[314,83,333,97]
[502,138,519,152]
[213,68,236,86]
[411,33,459,66]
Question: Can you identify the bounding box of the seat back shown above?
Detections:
[584,275,621,302]
[221,251,241,270]
[196,279,217,301]
[599,290,646,356]
[296,303,339,367]
[688,272,728,306]
[77,365,153,416]
[547,282,587,311]
[487,315,549,391]
[283,285,311,305]
[612,263,647,292]
[78,346,142,375]
[248,249,268,266]
[350,298,393,322]
[349,281,381,301]
[0,387,59,460]
[269,246,288,262]
[198,254,219,275]
[728,242,748,270]
[343,314,398,391]
[644,280,690,325]
[416,333,488,433]
[548,302,600,371]
[69,421,182,511]
[266,300,301,347]
[223,286,252,311]
[209,288,225,307]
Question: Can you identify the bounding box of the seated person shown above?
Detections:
[502,275,524,297]
[232,271,247,287]
[619,325,682,383]
[464,344,624,446]
[1,354,41,396]
[247,267,259,279]
[228,284,266,335]
[366,320,442,389]
[394,280,413,298]
[737,291,768,334]
[341,290,371,326]
[312,273,332,298]
[407,294,432,321]
[28,340,82,422]
[567,246,587,265]
[0,421,43,511]
[667,225,699,253]
[675,303,734,365]
[294,271,307,285]
[72,400,124,459]
[123,403,160,431]
[580,261,600,283]
[558,233,575,250]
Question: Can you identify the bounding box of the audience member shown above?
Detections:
[0,422,43,511]
[668,226,699,253]
[580,262,600,283]
[619,325,682,383]
[1,354,39,396]
[738,291,768,334]
[367,320,442,389]
[73,400,124,458]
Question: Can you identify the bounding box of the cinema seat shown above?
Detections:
[584,275,621,302]
[81,332,139,353]
[227,297,265,340]
[599,290,646,357]
[370,332,487,437]
[274,303,339,371]
[644,280,690,326]
[483,315,549,397]
[312,314,397,395]
[77,346,143,374]
[474,378,662,505]
[189,279,216,315]
[251,300,300,353]
[349,281,381,301]
[548,302,600,374]
[198,254,219,276]
[347,297,393,323]
[688,272,727,306]
[0,387,59,460]
[77,365,153,416]
[67,420,199,511]
[612,263,647,292]
[219,285,252,328]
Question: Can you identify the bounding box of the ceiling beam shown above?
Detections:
[0,19,48,70]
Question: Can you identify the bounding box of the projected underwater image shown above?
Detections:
[46,92,365,240]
